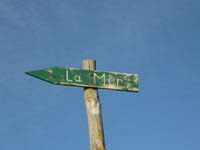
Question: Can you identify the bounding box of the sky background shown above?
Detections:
[0,0,200,150]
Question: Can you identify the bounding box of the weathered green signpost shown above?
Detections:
[26,59,138,150]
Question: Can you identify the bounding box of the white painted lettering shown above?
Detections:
[94,73,106,85]
[108,78,114,85]
[74,75,82,82]
[66,70,72,82]
[117,79,123,86]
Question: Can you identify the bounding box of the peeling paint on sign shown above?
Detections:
[26,67,139,92]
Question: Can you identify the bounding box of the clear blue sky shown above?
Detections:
[0,0,200,150]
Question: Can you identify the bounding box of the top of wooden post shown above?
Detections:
[82,59,96,70]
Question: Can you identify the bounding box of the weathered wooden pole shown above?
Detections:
[26,60,138,150]
[83,59,106,150]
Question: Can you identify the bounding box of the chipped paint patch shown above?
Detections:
[46,69,53,74]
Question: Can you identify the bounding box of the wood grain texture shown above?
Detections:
[83,59,106,150]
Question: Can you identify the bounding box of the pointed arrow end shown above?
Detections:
[25,68,60,85]
[25,69,49,81]
[25,71,30,75]
[25,71,37,78]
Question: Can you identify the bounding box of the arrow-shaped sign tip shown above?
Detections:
[25,69,54,84]
[25,71,32,75]
[25,71,39,78]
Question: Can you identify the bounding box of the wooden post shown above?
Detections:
[83,59,106,150]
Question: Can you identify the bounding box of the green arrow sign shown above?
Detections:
[26,67,138,92]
